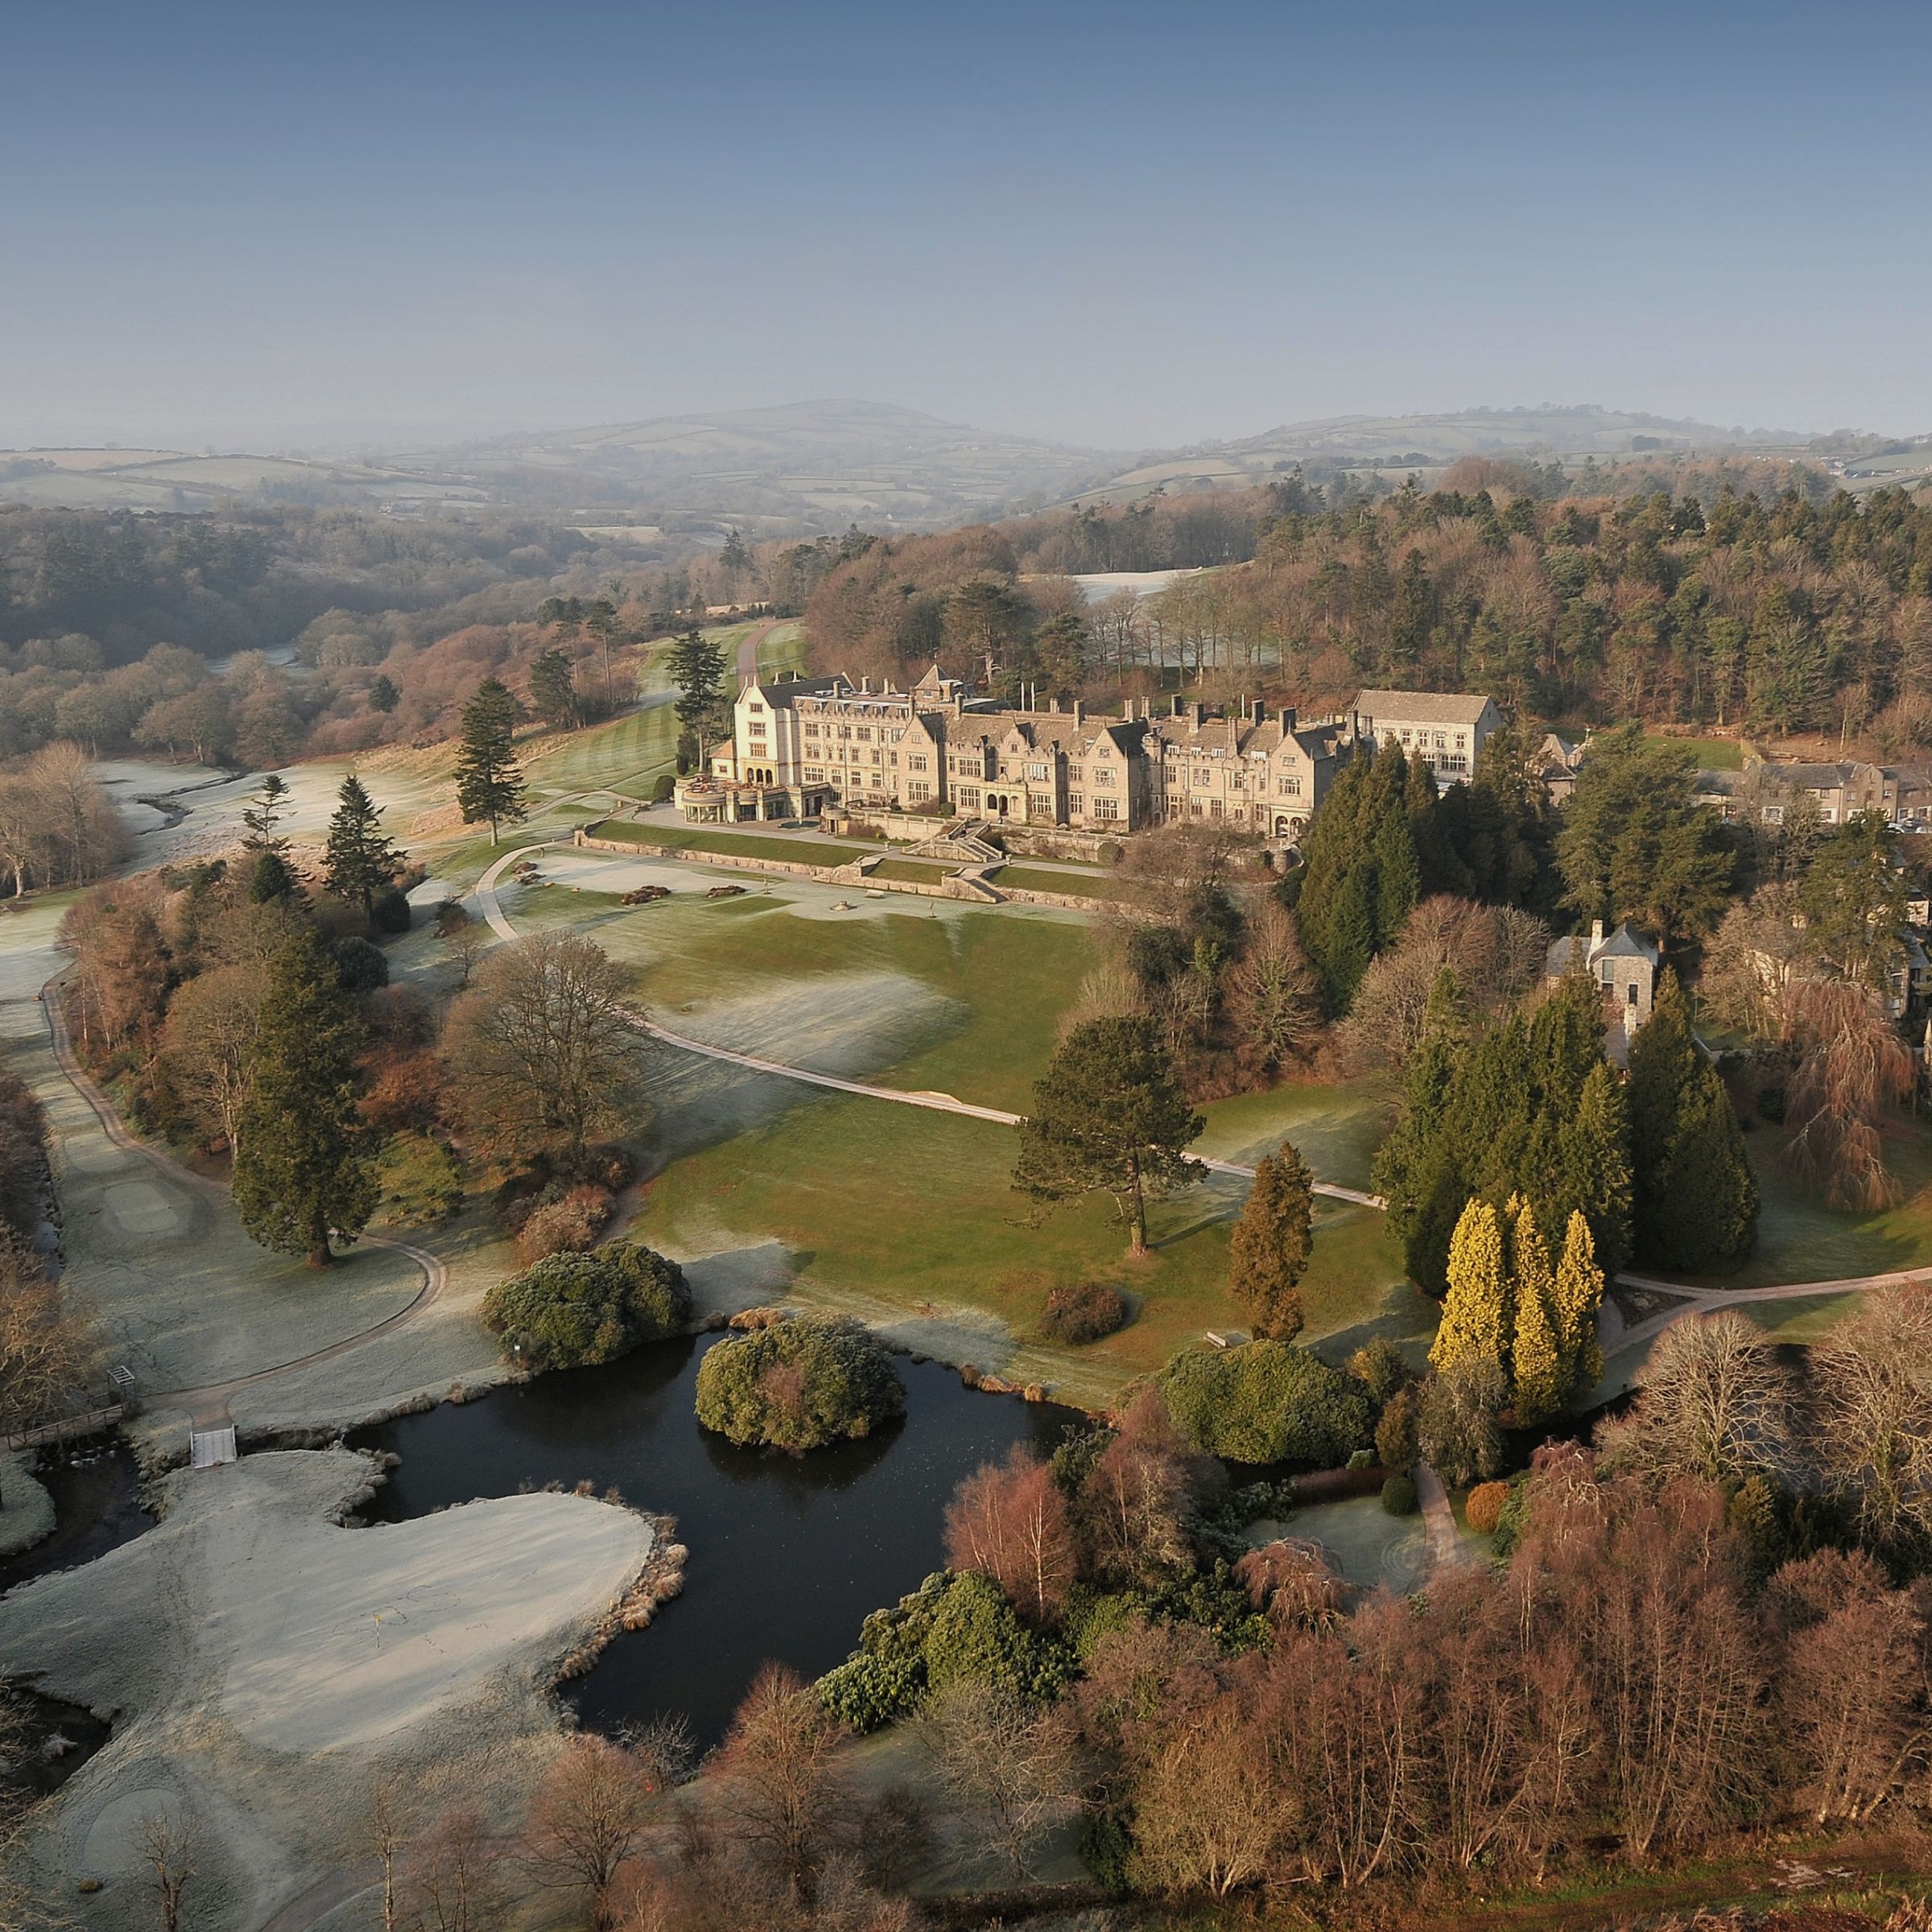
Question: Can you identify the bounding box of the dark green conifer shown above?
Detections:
[454,678,527,844]
[232,931,377,1267]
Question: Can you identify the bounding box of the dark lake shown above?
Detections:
[0,1443,153,1596]
[353,1335,1083,1748]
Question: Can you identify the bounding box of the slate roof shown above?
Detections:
[1352,689,1496,726]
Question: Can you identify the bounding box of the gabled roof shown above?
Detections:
[1353,689,1497,726]
[1596,923,1660,963]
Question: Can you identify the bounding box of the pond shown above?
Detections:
[0,1443,154,1596]
[353,1335,1082,1749]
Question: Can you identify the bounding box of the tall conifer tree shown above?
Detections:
[1228,1143,1315,1340]
[1509,1200,1563,1424]
[322,774,405,917]
[1430,1199,1509,1377]
[455,678,527,844]
[1552,1210,1607,1395]
[232,931,377,1267]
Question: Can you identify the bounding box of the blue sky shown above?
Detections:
[4,0,1929,450]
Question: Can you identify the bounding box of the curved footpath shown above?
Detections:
[477,843,1932,1354]
[40,967,448,1430]
[473,843,1382,1206]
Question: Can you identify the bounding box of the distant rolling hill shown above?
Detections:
[386,398,1125,535]
[1063,405,1828,504]
[0,445,486,513]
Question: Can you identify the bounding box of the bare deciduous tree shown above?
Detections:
[711,1662,846,1903]
[411,1804,505,1932]
[444,931,650,1169]
[523,1735,661,1930]
[159,960,268,1151]
[915,1678,1075,1881]
[1783,976,1914,1208]
[943,1445,1077,1625]
[141,1811,195,1932]
[1810,1282,1932,1553]
[1595,1311,1793,1485]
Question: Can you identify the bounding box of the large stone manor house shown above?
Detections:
[676,664,1501,841]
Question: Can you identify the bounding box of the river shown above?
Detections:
[353,1335,1082,1748]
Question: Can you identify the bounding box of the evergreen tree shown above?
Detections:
[668,628,729,759]
[1509,1200,1563,1425]
[1627,972,1757,1268]
[366,674,398,715]
[528,647,580,729]
[247,847,303,906]
[1552,1210,1606,1396]
[1550,1062,1633,1278]
[241,773,291,856]
[1405,748,1471,898]
[1430,1199,1509,1377]
[232,931,377,1267]
[1372,807,1420,943]
[322,774,404,917]
[1227,1143,1315,1340]
[454,678,527,844]
[1013,1018,1205,1256]
[1323,864,1378,1009]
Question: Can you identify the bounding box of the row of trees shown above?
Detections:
[1122,479,1932,744]
[0,742,125,898]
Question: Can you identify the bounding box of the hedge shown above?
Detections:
[1157,1340,1373,1468]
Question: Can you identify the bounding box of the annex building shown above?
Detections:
[678,667,1492,842]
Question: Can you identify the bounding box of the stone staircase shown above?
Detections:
[909,818,1004,865]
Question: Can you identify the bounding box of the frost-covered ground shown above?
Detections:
[0,1451,651,1932]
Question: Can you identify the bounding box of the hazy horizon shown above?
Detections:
[6,0,1930,452]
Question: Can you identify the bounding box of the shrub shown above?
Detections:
[1757,1083,1786,1125]
[1465,1480,1511,1535]
[922,1571,1071,1702]
[650,773,675,803]
[436,898,471,938]
[1381,1473,1418,1516]
[515,1184,615,1262]
[694,1313,906,1451]
[332,935,390,993]
[370,886,413,934]
[374,1130,464,1228]
[1374,1383,1422,1473]
[1347,1336,1413,1409]
[1157,1340,1373,1468]
[481,1241,690,1371]
[1038,1281,1128,1345]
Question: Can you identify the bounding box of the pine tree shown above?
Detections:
[454,678,527,844]
[241,773,291,856]
[668,628,728,760]
[1509,1200,1563,1424]
[1372,807,1420,946]
[1430,1199,1509,1377]
[1552,1210,1606,1396]
[1228,1143,1315,1340]
[322,774,404,917]
[1324,863,1378,1009]
[232,931,377,1267]
[529,648,580,729]
[1628,971,1757,1267]
[367,674,398,715]
[1013,1017,1206,1256]
[1550,1062,1633,1277]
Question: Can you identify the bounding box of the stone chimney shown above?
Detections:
[1071,700,1084,726]
[1191,701,1207,728]
[1172,693,1183,717]
[1591,918,1604,947]
[1282,706,1298,733]
[860,675,870,693]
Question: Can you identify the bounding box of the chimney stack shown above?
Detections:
[1191,701,1206,728]
[1282,706,1297,733]
[1072,700,1084,726]
[1591,918,1604,946]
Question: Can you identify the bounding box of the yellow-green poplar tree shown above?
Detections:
[1553,1209,1607,1396]
[1510,1202,1563,1424]
[1430,1198,1509,1377]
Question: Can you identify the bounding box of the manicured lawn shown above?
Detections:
[1196,1080,1389,1195]
[1699,1121,1932,1290]
[870,858,952,886]
[589,820,863,868]
[990,865,1136,901]
[634,1086,1423,1403]
[524,703,681,797]
[634,902,1096,1113]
